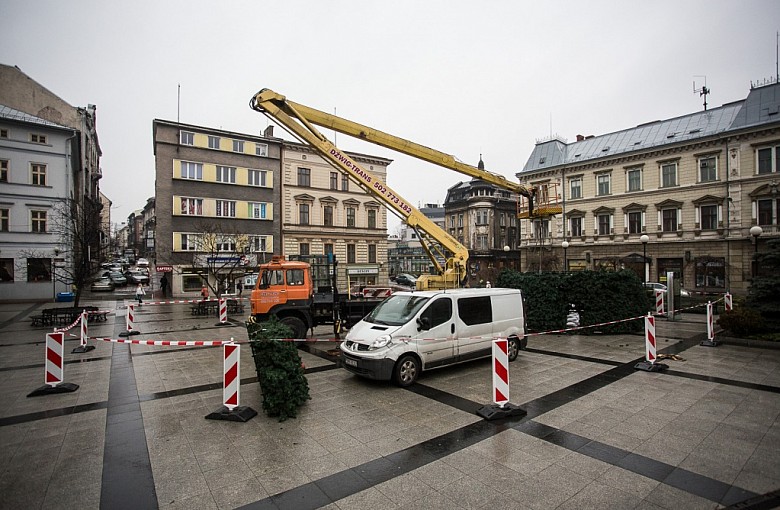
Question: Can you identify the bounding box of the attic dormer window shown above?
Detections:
[539,157,546,164]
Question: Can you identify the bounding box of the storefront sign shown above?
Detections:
[156,265,173,272]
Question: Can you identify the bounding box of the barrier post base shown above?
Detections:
[700,339,719,347]
[27,383,79,397]
[634,361,669,372]
[118,330,140,337]
[205,405,257,422]
[476,403,527,421]
[214,321,231,327]
[72,345,96,354]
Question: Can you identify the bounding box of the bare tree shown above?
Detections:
[183,221,253,299]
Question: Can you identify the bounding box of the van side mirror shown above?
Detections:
[417,316,430,331]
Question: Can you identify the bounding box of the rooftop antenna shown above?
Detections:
[693,76,710,111]
[177,83,181,124]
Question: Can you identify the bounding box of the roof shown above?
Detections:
[521,82,780,173]
[0,103,70,129]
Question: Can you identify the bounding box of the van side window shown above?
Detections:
[421,298,452,328]
[457,296,492,325]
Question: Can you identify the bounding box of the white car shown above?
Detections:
[136,258,149,268]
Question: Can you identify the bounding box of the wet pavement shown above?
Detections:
[0,296,779,509]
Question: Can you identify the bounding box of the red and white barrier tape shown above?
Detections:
[91,337,232,347]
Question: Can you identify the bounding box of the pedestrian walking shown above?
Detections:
[200,284,209,301]
[135,283,146,305]
[237,280,243,297]
[160,275,169,298]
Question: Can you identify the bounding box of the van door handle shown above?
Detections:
[451,323,455,334]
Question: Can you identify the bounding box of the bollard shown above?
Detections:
[476,338,526,420]
[206,340,257,422]
[700,301,718,347]
[28,332,79,396]
[635,313,668,372]
[72,311,96,353]
[215,298,230,327]
[119,303,140,337]
[655,290,665,316]
[724,292,733,312]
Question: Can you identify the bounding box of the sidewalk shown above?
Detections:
[0,300,778,509]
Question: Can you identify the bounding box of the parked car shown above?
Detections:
[107,271,127,286]
[392,273,417,288]
[124,270,149,285]
[91,277,115,292]
[136,257,149,268]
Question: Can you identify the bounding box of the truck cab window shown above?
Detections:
[260,270,285,288]
[287,269,305,286]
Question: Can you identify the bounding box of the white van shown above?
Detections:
[339,288,527,386]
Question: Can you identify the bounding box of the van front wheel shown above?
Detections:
[393,355,420,387]
[508,337,521,361]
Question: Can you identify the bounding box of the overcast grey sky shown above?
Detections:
[2,1,778,231]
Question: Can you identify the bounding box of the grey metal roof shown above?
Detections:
[0,104,69,129]
[521,82,780,174]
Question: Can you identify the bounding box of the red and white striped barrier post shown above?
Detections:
[72,311,96,353]
[635,313,668,372]
[655,290,665,316]
[476,338,526,420]
[28,332,79,396]
[215,298,230,327]
[724,292,733,311]
[119,303,140,337]
[701,301,719,347]
[206,339,257,422]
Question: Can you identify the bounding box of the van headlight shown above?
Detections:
[370,335,393,350]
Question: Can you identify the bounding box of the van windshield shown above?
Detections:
[364,295,430,326]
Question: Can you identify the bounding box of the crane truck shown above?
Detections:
[247,89,561,338]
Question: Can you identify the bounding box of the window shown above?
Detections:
[476,234,488,250]
[368,244,376,263]
[757,146,780,174]
[0,258,13,282]
[569,177,582,199]
[31,163,46,186]
[367,209,377,229]
[299,203,309,225]
[695,257,725,288]
[323,205,333,226]
[662,208,678,232]
[324,243,333,255]
[1,159,8,182]
[287,269,305,286]
[181,233,200,251]
[31,210,47,232]
[457,296,492,326]
[0,129,7,139]
[458,214,463,228]
[216,165,236,183]
[248,169,267,187]
[598,214,611,235]
[216,200,236,217]
[215,236,236,252]
[330,172,338,190]
[699,156,717,182]
[661,162,677,187]
[342,173,349,191]
[700,204,718,230]
[570,216,583,237]
[347,244,356,263]
[27,258,51,282]
[30,133,47,144]
[420,298,452,329]
[596,174,610,196]
[297,167,311,187]
[250,202,267,219]
[256,143,268,157]
[533,219,549,238]
[346,207,356,227]
[757,198,780,226]
[628,211,643,234]
[180,131,194,145]
[627,168,642,192]
[476,209,489,225]
[181,161,203,180]
[208,135,220,149]
[180,197,203,216]
[299,243,310,256]
[232,140,244,153]
[0,208,8,231]
[250,235,269,252]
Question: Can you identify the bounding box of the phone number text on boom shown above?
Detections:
[373,181,412,214]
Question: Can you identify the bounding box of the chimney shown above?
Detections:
[576,134,585,142]
[263,125,274,138]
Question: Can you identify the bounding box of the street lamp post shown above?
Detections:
[561,241,569,272]
[640,235,650,285]
[750,225,763,277]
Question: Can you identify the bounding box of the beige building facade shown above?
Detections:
[517,82,780,296]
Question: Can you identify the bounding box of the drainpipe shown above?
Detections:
[723,137,731,293]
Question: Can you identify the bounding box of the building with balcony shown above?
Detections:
[517,81,780,295]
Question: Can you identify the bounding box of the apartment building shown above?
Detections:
[281,142,392,292]
[517,81,780,296]
[153,120,281,297]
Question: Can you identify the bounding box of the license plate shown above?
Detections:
[344,358,358,367]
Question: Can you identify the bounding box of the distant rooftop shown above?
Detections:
[521,82,780,173]
[0,104,69,129]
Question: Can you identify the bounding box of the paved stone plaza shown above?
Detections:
[0,299,778,509]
